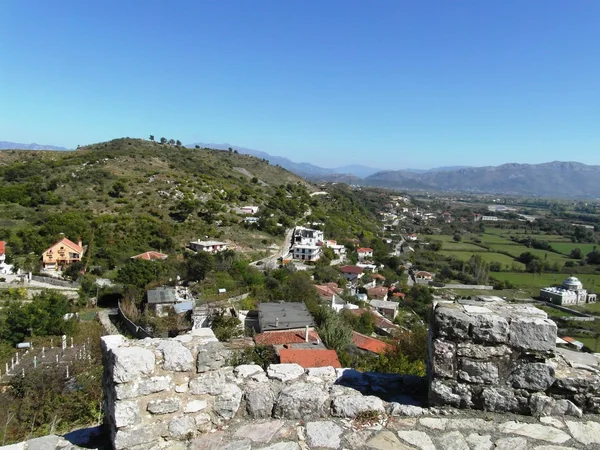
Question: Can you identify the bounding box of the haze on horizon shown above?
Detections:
[1,1,599,170]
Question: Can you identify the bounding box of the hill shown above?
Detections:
[0,141,68,151]
[364,161,600,198]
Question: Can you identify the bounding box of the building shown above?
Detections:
[368,286,389,301]
[278,348,341,368]
[258,302,314,332]
[357,247,373,260]
[0,241,5,264]
[0,241,12,275]
[293,227,324,246]
[368,299,398,320]
[414,271,434,284]
[406,234,418,241]
[147,286,178,317]
[131,251,168,261]
[42,237,84,270]
[481,216,499,222]
[291,244,321,262]
[340,265,364,282]
[323,240,346,260]
[239,206,259,215]
[189,240,228,253]
[539,276,597,306]
[244,217,259,224]
[254,327,321,346]
[351,331,392,355]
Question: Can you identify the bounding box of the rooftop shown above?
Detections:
[190,240,227,246]
[278,348,341,368]
[131,251,168,261]
[0,240,4,255]
[340,265,364,274]
[258,302,315,331]
[254,328,321,346]
[352,331,392,355]
[369,299,399,310]
[147,286,177,304]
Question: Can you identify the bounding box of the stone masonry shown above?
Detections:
[429,300,600,416]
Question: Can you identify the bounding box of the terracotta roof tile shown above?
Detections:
[279,348,341,368]
[368,286,389,299]
[352,331,392,355]
[0,241,5,255]
[357,248,373,253]
[341,265,364,274]
[254,328,321,346]
[314,284,343,298]
[131,251,169,261]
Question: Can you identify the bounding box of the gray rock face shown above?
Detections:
[235,364,265,379]
[471,314,509,343]
[432,340,456,378]
[387,403,428,417]
[331,395,385,418]
[429,380,472,408]
[267,364,305,382]
[157,340,193,372]
[114,423,167,449]
[147,398,180,415]
[306,366,337,380]
[458,359,498,384]
[397,430,436,450]
[479,387,519,412]
[565,420,600,445]
[274,383,330,419]
[457,343,512,359]
[508,317,557,352]
[214,383,243,419]
[168,415,196,440]
[305,421,343,448]
[114,400,141,427]
[184,399,207,413]
[245,382,276,418]
[112,347,155,383]
[435,306,472,340]
[189,368,235,395]
[509,363,555,391]
[197,341,231,373]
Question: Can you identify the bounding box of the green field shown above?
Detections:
[491,272,600,291]
[550,242,597,257]
[438,242,488,251]
[479,233,516,244]
[438,250,525,269]
[487,244,570,264]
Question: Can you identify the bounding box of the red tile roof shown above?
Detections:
[357,248,373,253]
[59,237,83,253]
[370,273,386,281]
[131,251,169,261]
[315,284,343,298]
[279,348,341,368]
[349,309,397,330]
[368,286,389,300]
[352,331,392,355]
[415,271,433,278]
[392,292,405,298]
[341,265,364,274]
[254,328,321,346]
[0,241,5,255]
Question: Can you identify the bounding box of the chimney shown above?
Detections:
[305,325,309,343]
[275,317,279,328]
[78,239,83,248]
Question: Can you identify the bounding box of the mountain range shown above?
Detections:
[0,141,69,151]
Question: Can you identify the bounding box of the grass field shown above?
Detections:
[437,242,489,251]
[438,250,525,269]
[487,244,571,264]
[550,242,597,257]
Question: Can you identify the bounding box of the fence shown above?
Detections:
[117,301,153,339]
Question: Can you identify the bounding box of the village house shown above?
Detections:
[442,212,453,223]
[278,348,341,368]
[349,309,400,336]
[340,265,364,282]
[238,206,259,215]
[244,217,259,224]
[42,237,84,270]
[406,233,418,241]
[257,302,314,332]
[368,299,398,320]
[189,239,228,253]
[254,327,321,347]
[357,247,373,260]
[131,251,168,261]
[291,244,321,262]
[314,283,343,301]
[0,241,12,274]
[323,240,346,260]
[414,270,434,284]
[351,331,392,355]
[367,286,389,301]
[291,227,324,262]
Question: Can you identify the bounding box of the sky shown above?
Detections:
[1,1,599,169]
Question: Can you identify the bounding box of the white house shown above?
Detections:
[357,247,373,260]
[293,227,324,246]
[540,276,597,306]
[341,265,364,282]
[481,216,499,222]
[368,299,398,320]
[291,244,321,262]
[324,240,346,260]
[239,206,259,215]
[406,234,418,241]
[189,240,228,253]
[244,217,259,224]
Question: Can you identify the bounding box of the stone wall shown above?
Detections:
[101,329,426,450]
[428,300,600,416]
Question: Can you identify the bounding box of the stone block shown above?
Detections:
[431,339,456,379]
[168,415,196,440]
[114,424,167,450]
[306,366,337,380]
[470,314,509,343]
[114,400,141,427]
[197,341,231,373]
[509,363,555,391]
[266,364,305,382]
[331,394,385,418]
[306,421,343,449]
[189,367,235,395]
[434,305,473,340]
[214,383,243,419]
[184,399,207,413]
[147,398,180,415]
[234,364,265,379]
[116,376,173,399]
[457,359,498,384]
[245,381,276,418]
[428,380,473,408]
[273,382,330,419]
[509,317,557,352]
[112,347,155,383]
[456,343,512,359]
[157,340,194,372]
[479,387,519,412]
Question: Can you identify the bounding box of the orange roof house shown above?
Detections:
[131,251,169,261]
[42,238,84,270]
[314,284,343,299]
[254,328,321,346]
[368,286,389,300]
[352,331,393,355]
[279,348,341,368]
[0,241,5,256]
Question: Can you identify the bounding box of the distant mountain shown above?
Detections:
[187,142,382,178]
[364,161,600,198]
[0,141,68,151]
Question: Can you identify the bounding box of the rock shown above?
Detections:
[446,419,496,432]
[147,398,180,415]
[255,443,301,450]
[306,366,337,379]
[305,421,343,448]
[479,387,519,412]
[552,399,582,417]
[457,359,498,384]
[274,383,330,419]
[234,364,264,379]
[168,415,196,440]
[428,380,472,408]
[221,440,252,450]
[267,364,305,382]
[465,433,493,450]
[457,342,512,359]
[27,435,59,450]
[565,420,600,445]
[331,394,385,418]
[494,437,529,450]
[0,442,25,450]
[157,340,193,372]
[470,313,509,343]
[184,399,207,413]
[214,383,242,419]
[233,420,285,443]
[194,413,212,433]
[529,393,556,417]
[366,430,413,450]
[434,305,473,340]
[419,418,448,430]
[397,430,436,450]
[344,430,374,448]
[432,339,456,378]
[245,381,276,418]
[387,403,428,417]
[190,327,220,344]
[197,341,230,373]
[189,368,234,395]
[437,431,469,450]
[532,447,578,450]
[498,421,571,444]
[540,417,565,428]
[114,400,141,427]
[509,317,557,352]
[112,347,155,383]
[114,423,167,449]
[509,363,555,391]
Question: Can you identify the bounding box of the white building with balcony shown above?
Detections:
[540,276,597,306]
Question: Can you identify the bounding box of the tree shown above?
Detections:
[587,248,600,265]
[317,308,352,351]
[116,259,161,289]
[570,248,583,259]
[453,233,462,242]
[185,252,214,282]
[176,140,182,147]
[195,145,200,149]
[109,181,127,198]
[160,137,167,144]
[168,139,175,146]
[149,135,155,141]
[518,251,537,265]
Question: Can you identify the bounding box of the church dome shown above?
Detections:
[563,276,583,290]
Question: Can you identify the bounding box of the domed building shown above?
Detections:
[539,276,597,306]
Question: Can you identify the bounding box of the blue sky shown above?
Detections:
[1,1,599,169]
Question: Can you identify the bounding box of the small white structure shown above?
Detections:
[357,247,374,261]
[189,240,228,253]
[0,241,13,275]
[244,217,259,224]
[540,276,597,306]
[368,299,398,320]
[291,245,321,262]
[324,240,346,260]
[331,294,358,313]
[481,216,499,222]
[239,206,259,215]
